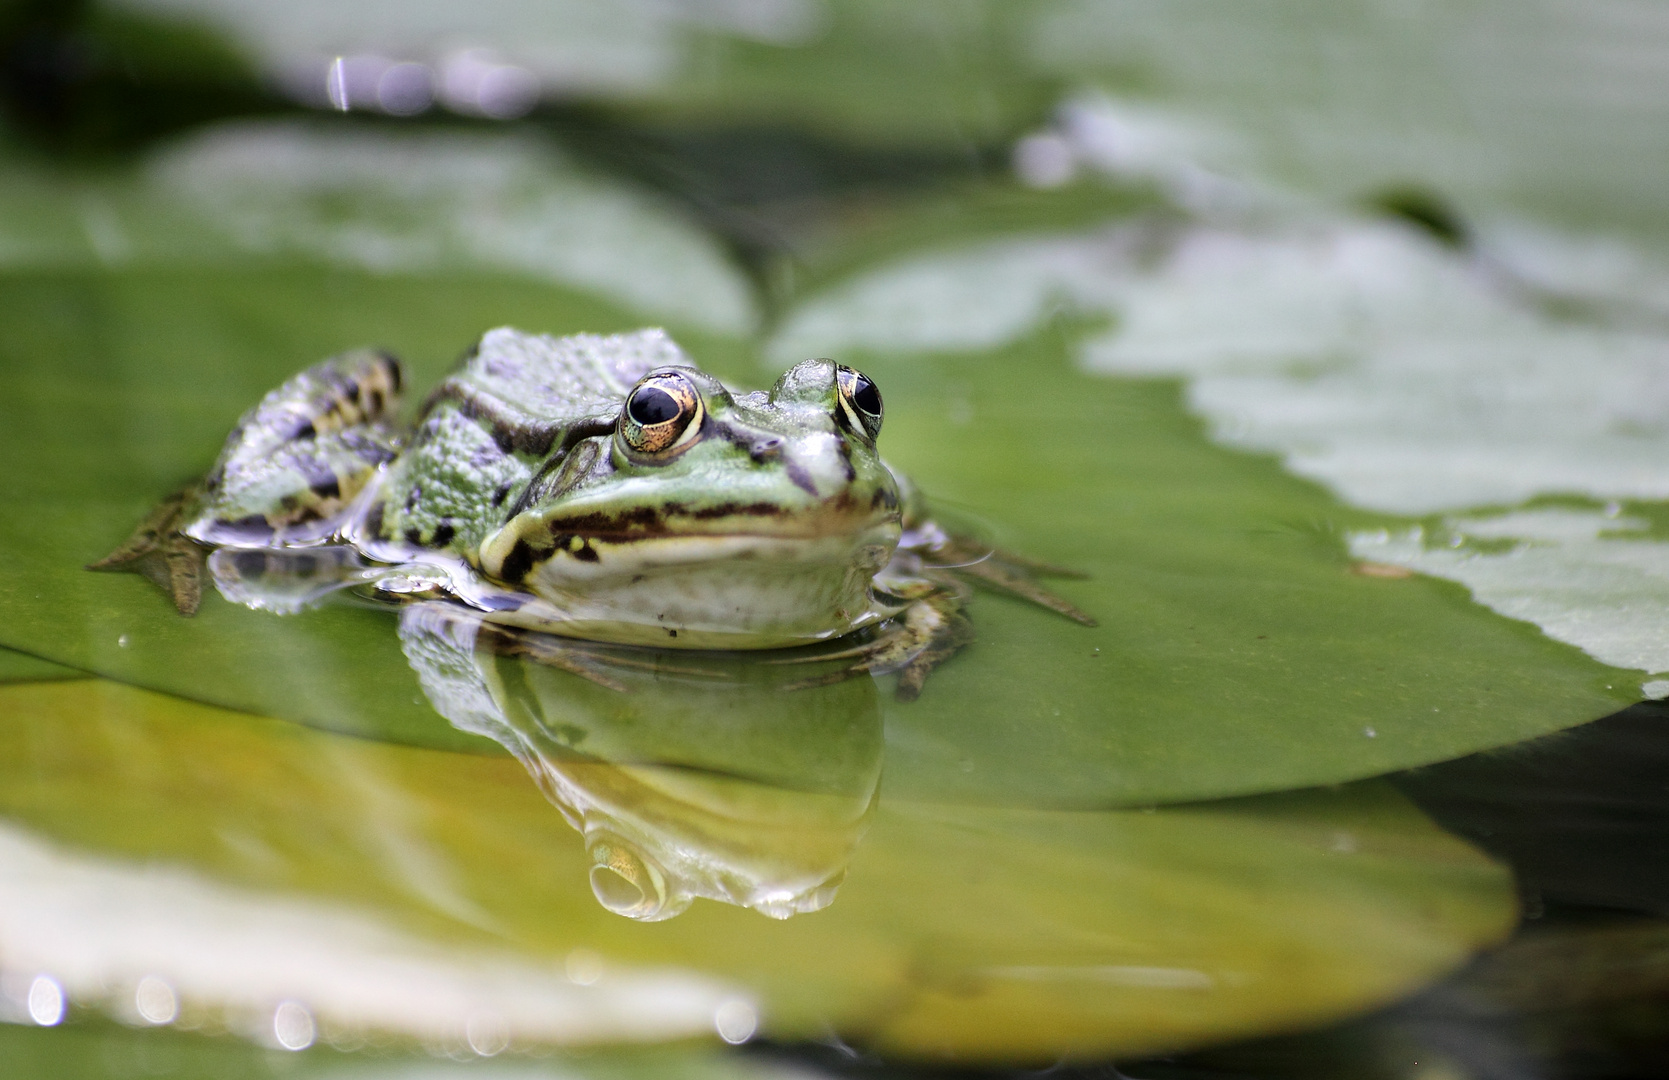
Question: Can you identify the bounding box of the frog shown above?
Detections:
[91,327,1094,698]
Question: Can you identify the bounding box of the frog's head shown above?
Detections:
[476,358,903,648]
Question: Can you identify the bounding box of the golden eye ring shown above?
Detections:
[620,372,705,457]
[835,365,883,441]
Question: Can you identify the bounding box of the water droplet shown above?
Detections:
[1363,726,1377,738]
[117,634,130,648]
[714,998,758,1044]
[27,976,63,1026]
[135,975,177,1025]
[272,1000,315,1050]
[466,1011,510,1056]
[565,948,604,986]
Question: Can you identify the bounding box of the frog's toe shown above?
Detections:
[88,491,207,616]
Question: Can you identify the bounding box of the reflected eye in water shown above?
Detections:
[398,602,884,921]
[586,829,685,921]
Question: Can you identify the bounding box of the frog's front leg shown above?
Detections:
[776,582,973,701]
[885,591,977,700]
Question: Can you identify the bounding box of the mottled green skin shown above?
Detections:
[186,327,905,647]
[103,326,1088,685]
[361,327,899,568]
[182,349,403,546]
[361,329,902,646]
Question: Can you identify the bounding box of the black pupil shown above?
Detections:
[852,374,882,416]
[629,386,682,426]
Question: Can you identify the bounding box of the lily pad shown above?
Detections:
[0,254,1634,803]
[0,646,83,684]
[0,678,1516,1062]
[105,0,1062,150]
[0,121,756,337]
[0,261,758,754]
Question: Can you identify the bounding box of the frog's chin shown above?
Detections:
[471,525,904,649]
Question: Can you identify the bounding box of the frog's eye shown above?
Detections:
[835,365,883,441]
[620,372,705,457]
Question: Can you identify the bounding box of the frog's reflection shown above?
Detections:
[397,601,883,921]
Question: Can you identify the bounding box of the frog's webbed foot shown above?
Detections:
[87,489,208,615]
[918,535,1098,627]
[775,589,973,701]
[888,592,976,701]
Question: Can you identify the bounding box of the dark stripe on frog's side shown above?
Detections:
[294,454,342,501]
[545,534,601,563]
[528,501,791,543]
[490,500,795,585]
[338,428,400,467]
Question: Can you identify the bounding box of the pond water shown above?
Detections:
[3,3,1669,1078]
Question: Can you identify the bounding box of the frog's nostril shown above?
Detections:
[750,437,784,461]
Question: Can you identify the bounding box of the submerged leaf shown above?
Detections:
[0,252,1636,802]
[0,647,83,684]
[0,678,1515,1061]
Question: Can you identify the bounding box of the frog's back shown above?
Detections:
[355,327,683,559]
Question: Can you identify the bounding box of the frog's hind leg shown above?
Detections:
[87,489,208,615]
[89,349,405,615]
[188,349,405,548]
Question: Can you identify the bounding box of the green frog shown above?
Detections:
[93,328,1092,697]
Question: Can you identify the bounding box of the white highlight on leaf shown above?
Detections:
[774,94,1669,680]
[26,975,64,1026]
[110,0,826,98]
[144,122,755,334]
[1350,513,1669,674]
[0,821,743,1048]
[713,998,758,1044]
[134,974,179,1024]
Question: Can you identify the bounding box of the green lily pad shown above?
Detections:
[0,646,83,683]
[0,253,1633,802]
[843,325,1632,804]
[0,678,1516,1062]
[0,125,1638,804]
[100,0,1062,151]
[0,121,756,337]
[0,260,761,754]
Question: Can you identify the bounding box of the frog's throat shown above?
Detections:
[468,524,903,649]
